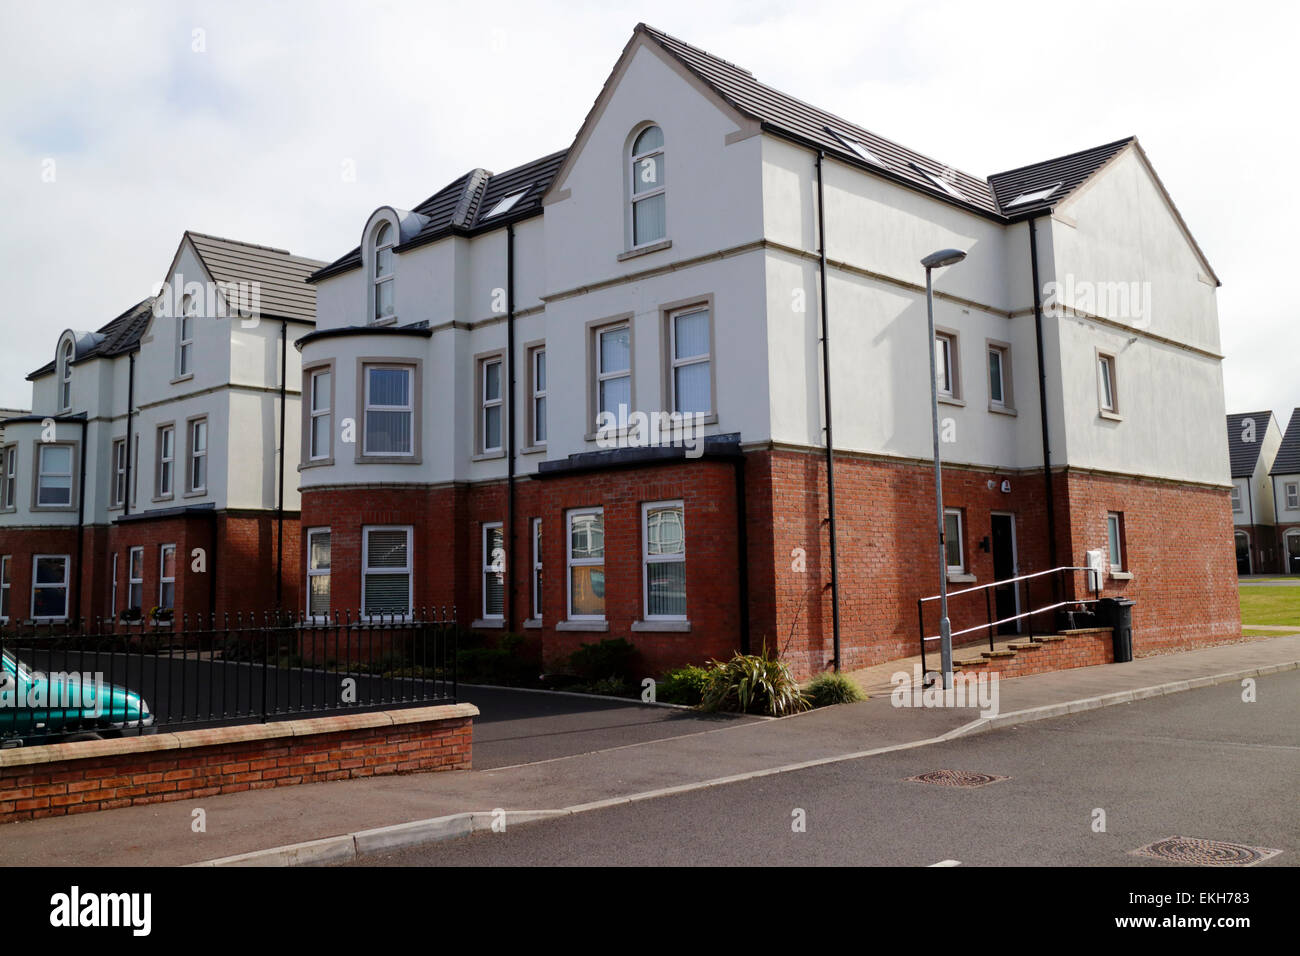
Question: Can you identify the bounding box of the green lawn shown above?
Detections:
[1239,585,1300,627]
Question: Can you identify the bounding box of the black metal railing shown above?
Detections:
[0,608,457,747]
[917,566,1102,677]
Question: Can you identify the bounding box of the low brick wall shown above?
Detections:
[0,703,477,825]
[952,629,1114,678]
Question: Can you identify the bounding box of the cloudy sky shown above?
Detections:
[1,0,1295,422]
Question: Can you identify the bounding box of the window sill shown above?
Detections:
[151,496,174,504]
[183,489,207,499]
[32,505,77,513]
[617,239,672,262]
[1110,571,1134,581]
[938,395,966,408]
[370,318,399,328]
[631,620,691,633]
[556,620,609,632]
[170,374,194,386]
[988,404,1017,417]
[520,445,547,456]
[947,573,977,584]
[300,458,335,471]
[1099,410,1123,423]
[471,618,505,630]
[523,618,543,629]
[355,455,423,466]
[472,451,506,463]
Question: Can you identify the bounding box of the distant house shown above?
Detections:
[1271,408,1300,575]
[1225,411,1283,573]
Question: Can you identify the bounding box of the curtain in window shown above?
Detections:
[633,194,666,245]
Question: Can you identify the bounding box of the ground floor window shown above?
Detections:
[943,508,965,574]
[31,554,70,620]
[109,552,118,617]
[567,508,605,619]
[482,522,504,619]
[643,500,686,619]
[128,547,143,612]
[531,518,543,620]
[0,555,10,622]
[159,544,176,610]
[307,528,331,618]
[363,526,412,618]
[1107,512,1125,571]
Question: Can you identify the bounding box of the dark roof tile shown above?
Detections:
[1225,411,1274,478]
[1270,408,1300,476]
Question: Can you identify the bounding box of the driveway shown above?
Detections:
[460,684,760,769]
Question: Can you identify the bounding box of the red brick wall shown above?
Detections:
[1277,523,1300,575]
[0,707,473,825]
[1232,523,1279,574]
[953,630,1114,678]
[0,526,80,624]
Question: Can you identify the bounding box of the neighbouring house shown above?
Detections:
[1225,411,1284,574]
[0,232,325,627]
[296,23,1239,679]
[1271,408,1300,575]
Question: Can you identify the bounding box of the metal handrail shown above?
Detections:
[917,565,1102,677]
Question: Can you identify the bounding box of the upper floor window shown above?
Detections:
[59,339,74,410]
[596,323,632,420]
[156,425,175,498]
[1098,352,1119,415]
[187,418,208,493]
[480,357,503,454]
[630,125,666,246]
[309,367,332,461]
[1,445,15,510]
[111,438,127,507]
[1230,485,1242,514]
[372,221,396,324]
[529,347,547,446]
[36,444,73,508]
[363,365,414,456]
[935,331,960,400]
[1286,482,1300,511]
[178,293,196,377]
[669,305,712,415]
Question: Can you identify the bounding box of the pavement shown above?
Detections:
[0,633,1296,867]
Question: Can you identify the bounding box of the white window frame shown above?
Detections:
[109,552,118,618]
[1230,484,1243,514]
[566,507,605,621]
[128,546,143,612]
[306,527,331,620]
[596,323,632,419]
[0,554,10,623]
[482,522,504,620]
[361,525,413,620]
[669,305,712,415]
[309,367,332,461]
[362,365,414,457]
[111,438,127,507]
[30,553,70,621]
[371,221,396,325]
[157,424,175,498]
[1107,512,1124,570]
[1286,482,1300,511]
[943,508,965,574]
[481,357,503,454]
[1,445,16,510]
[935,332,959,399]
[988,345,1006,407]
[1098,352,1119,415]
[178,294,196,377]
[59,339,73,411]
[36,442,74,508]
[642,500,686,621]
[531,517,543,620]
[530,347,547,447]
[629,125,666,248]
[158,543,176,610]
[188,418,208,493]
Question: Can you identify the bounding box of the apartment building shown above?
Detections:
[289,24,1240,679]
[1271,408,1300,574]
[1225,411,1283,574]
[0,232,324,626]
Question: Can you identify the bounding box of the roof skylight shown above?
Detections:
[1005,182,1064,207]
[824,127,888,169]
[911,163,966,200]
[484,188,530,218]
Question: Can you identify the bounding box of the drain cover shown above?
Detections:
[906,769,1009,788]
[1131,836,1282,867]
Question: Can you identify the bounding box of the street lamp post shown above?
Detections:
[921,248,967,690]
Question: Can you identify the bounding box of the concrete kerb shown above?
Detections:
[194,659,1300,867]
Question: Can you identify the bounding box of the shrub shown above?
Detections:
[567,638,637,681]
[567,675,633,697]
[456,633,538,685]
[656,665,712,706]
[805,672,864,708]
[699,646,809,717]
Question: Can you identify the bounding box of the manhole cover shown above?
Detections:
[906,769,1009,788]
[1131,836,1282,867]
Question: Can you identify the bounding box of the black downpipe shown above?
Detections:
[815,150,842,671]
[276,319,287,609]
[1028,217,1059,588]
[505,224,517,632]
[73,417,87,625]
[733,456,750,656]
[124,352,135,516]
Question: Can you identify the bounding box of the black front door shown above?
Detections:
[991,514,1018,634]
[1235,533,1252,575]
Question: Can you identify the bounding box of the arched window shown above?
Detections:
[59,339,74,410]
[630,125,666,246]
[372,221,395,324]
